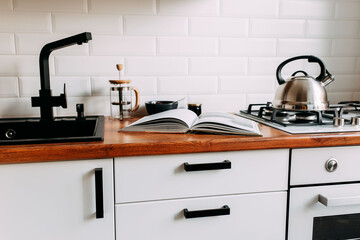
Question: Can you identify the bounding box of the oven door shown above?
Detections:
[288,183,360,240]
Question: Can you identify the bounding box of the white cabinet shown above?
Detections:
[114,149,289,240]
[0,149,290,239]
[0,159,115,240]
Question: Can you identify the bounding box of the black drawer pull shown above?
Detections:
[184,205,230,219]
[95,168,104,219]
[184,160,231,172]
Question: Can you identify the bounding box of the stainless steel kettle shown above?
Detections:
[273,55,334,111]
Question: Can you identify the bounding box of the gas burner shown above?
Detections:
[290,112,318,123]
[269,109,294,124]
[262,108,273,116]
[276,112,295,123]
[275,111,291,117]
[269,109,325,126]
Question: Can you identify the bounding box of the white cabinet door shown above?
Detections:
[0,159,114,240]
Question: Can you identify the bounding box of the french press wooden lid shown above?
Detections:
[109,80,131,85]
[110,64,132,85]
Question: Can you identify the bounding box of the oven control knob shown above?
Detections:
[351,116,360,126]
[333,117,344,127]
[325,158,338,172]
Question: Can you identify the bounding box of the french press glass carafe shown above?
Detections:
[110,80,140,120]
[110,64,140,120]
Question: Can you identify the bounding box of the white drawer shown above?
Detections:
[114,149,288,203]
[116,192,287,240]
[291,146,360,185]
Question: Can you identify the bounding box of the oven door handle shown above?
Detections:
[318,194,360,207]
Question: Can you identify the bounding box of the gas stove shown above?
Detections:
[238,101,360,134]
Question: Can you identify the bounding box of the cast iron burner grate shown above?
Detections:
[244,102,338,127]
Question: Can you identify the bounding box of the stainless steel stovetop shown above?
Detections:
[238,102,360,134]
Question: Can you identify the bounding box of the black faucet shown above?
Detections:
[31,32,92,121]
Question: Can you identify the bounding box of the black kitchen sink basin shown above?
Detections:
[0,116,104,145]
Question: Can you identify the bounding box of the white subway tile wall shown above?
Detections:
[189,17,248,37]
[0,33,15,54]
[0,12,51,33]
[88,0,156,15]
[0,0,359,117]
[13,0,87,12]
[158,0,219,16]
[0,0,12,10]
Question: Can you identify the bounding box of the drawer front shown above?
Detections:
[116,192,287,240]
[115,149,288,203]
[291,146,360,186]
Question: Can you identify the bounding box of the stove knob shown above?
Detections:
[333,117,345,127]
[325,158,338,172]
[351,116,360,126]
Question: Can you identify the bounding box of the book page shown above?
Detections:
[191,112,262,135]
[121,109,198,132]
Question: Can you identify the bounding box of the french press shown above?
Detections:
[110,64,140,120]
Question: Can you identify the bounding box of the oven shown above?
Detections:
[288,146,360,240]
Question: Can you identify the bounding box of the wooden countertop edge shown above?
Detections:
[1,131,360,164]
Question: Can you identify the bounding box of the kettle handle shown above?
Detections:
[276,55,326,85]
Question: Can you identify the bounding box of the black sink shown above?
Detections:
[0,116,104,145]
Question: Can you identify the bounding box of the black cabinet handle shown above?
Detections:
[95,168,104,219]
[184,160,231,172]
[184,205,230,219]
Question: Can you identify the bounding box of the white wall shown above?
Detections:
[0,0,359,117]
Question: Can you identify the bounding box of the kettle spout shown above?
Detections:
[322,70,335,86]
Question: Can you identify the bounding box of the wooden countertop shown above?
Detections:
[1,116,360,164]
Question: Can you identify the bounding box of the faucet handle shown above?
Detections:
[59,83,67,108]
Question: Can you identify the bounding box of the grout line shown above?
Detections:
[85,0,89,13]
[122,15,125,36]
[16,76,20,98]
[50,12,54,33]
[155,0,158,15]
[217,0,220,17]
[12,33,17,54]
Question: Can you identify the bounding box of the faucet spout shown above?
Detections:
[32,32,92,121]
[39,32,92,90]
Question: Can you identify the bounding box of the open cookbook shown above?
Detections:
[121,109,262,136]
